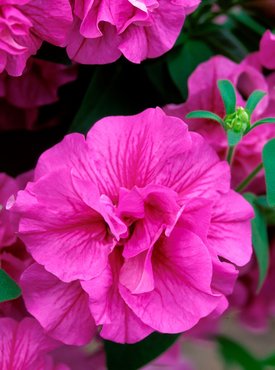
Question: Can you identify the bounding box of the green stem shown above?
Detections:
[226,146,234,164]
[236,163,264,193]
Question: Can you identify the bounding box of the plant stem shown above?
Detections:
[236,163,264,193]
[226,146,234,164]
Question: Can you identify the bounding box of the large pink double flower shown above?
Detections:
[66,0,200,64]
[14,108,253,343]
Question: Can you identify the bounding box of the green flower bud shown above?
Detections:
[224,107,250,134]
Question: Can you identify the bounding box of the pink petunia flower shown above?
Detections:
[164,55,275,192]
[14,108,253,343]
[0,317,69,369]
[0,0,73,76]
[66,0,201,64]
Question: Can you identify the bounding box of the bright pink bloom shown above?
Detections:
[66,1,200,64]
[21,263,96,345]
[0,317,69,369]
[0,0,72,76]
[13,108,253,343]
[230,239,275,332]
[165,55,275,192]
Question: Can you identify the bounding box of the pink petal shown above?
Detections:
[86,107,191,201]
[120,228,221,333]
[155,132,230,202]
[0,317,59,369]
[259,30,275,70]
[21,263,96,345]
[14,169,114,282]
[81,250,154,343]
[208,190,254,266]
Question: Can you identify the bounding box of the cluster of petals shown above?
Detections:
[66,0,201,64]
[230,238,275,332]
[0,0,72,76]
[164,44,275,192]
[13,108,253,344]
[0,58,77,130]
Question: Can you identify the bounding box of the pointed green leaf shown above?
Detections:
[247,118,275,133]
[255,196,275,226]
[263,138,275,207]
[0,269,21,303]
[227,130,242,146]
[104,333,179,370]
[167,40,213,99]
[245,90,266,115]
[244,193,269,290]
[186,111,225,126]
[218,79,236,115]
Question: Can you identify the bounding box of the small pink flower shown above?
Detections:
[66,0,200,64]
[0,0,73,76]
[14,108,253,343]
[164,55,275,192]
[0,317,69,369]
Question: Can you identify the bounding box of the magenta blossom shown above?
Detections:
[14,108,253,343]
[164,55,275,192]
[0,317,69,369]
[0,0,72,76]
[66,0,200,64]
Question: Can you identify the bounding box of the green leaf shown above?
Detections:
[104,333,179,370]
[228,10,266,35]
[227,129,242,146]
[263,139,275,207]
[217,336,262,370]
[244,193,269,290]
[0,269,21,303]
[218,80,236,115]
[247,118,275,133]
[205,26,248,62]
[245,90,266,115]
[186,111,225,126]
[167,40,213,99]
[255,196,275,226]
